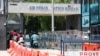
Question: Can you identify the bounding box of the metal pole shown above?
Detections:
[51,0,54,48]
[19,1,23,33]
[60,37,63,55]
[51,0,54,32]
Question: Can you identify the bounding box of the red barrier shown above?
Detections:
[21,47,26,56]
[32,50,40,56]
[8,40,14,53]
[10,42,19,56]
[82,43,100,51]
[8,40,62,56]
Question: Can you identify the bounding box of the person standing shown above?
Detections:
[31,32,39,48]
[11,29,18,41]
[7,32,10,49]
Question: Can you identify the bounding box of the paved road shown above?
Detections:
[0,51,10,56]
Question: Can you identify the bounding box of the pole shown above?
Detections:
[51,0,54,32]
[19,1,23,33]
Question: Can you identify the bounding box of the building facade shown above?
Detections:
[81,0,100,40]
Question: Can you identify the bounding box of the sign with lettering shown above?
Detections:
[65,51,99,56]
[8,2,80,15]
[80,51,99,56]
[29,5,79,12]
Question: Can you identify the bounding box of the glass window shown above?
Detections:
[90,3,98,15]
[99,3,100,15]
[84,0,89,4]
[82,0,89,5]
[82,0,89,16]
[82,16,89,27]
[91,15,98,24]
[98,25,100,34]
[90,0,98,4]
[98,15,100,23]
[91,25,98,40]
[82,4,89,16]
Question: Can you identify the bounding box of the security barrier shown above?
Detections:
[8,40,62,56]
[39,30,86,51]
[82,43,100,51]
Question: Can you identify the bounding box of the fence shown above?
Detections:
[8,40,62,56]
[38,30,88,51]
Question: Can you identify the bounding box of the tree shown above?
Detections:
[55,16,66,30]
[25,16,40,33]
[38,16,51,31]
[24,0,71,32]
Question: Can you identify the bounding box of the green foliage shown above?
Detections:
[25,16,40,33]
[24,0,71,32]
[55,16,66,30]
[38,16,51,31]
[25,16,66,32]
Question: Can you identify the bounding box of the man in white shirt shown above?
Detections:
[31,32,39,48]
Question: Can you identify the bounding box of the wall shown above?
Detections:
[0,15,7,50]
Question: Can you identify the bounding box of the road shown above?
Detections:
[0,51,10,56]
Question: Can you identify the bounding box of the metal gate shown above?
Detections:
[61,35,100,56]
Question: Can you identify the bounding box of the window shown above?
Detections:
[84,0,89,4]
[82,0,89,5]
[90,3,98,15]
[91,15,98,24]
[98,15,100,23]
[82,0,89,13]
[82,5,89,16]
[98,25,100,34]
[91,25,98,40]
[90,0,98,4]
[99,3,100,15]
[82,16,89,27]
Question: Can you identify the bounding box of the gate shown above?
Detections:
[39,30,100,56]
[61,34,100,56]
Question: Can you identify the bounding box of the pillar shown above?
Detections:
[0,15,7,50]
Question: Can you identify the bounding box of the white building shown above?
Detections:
[7,0,82,32]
